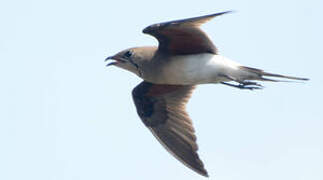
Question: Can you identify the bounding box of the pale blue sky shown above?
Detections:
[1,0,322,180]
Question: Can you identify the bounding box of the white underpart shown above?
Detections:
[155,53,255,85]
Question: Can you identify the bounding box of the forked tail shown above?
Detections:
[221,66,308,90]
[239,66,309,82]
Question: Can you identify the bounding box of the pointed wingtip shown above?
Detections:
[301,77,310,81]
[185,162,209,177]
[199,169,209,178]
[210,10,235,17]
[143,10,235,34]
[219,10,235,15]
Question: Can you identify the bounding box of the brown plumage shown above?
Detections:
[131,82,208,176]
[143,11,232,55]
[106,11,308,178]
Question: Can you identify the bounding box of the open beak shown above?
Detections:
[105,56,117,66]
[105,56,113,61]
[105,55,126,66]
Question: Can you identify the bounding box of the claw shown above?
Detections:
[221,81,263,90]
[240,81,262,87]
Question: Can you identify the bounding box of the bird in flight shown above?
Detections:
[105,11,308,177]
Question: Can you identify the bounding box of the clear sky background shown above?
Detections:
[1,0,322,180]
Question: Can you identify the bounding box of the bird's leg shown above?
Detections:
[220,75,263,90]
[221,81,263,90]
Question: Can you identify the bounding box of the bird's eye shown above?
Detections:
[124,51,133,58]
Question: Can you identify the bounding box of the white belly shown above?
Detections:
[155,53,242,85]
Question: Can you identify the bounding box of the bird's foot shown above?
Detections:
[221,81,263,90]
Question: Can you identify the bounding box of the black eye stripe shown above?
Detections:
[129,58,138,68]
[128,56,142,77]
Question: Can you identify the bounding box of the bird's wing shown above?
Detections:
[132,81,208,177]
[142,11,231,55]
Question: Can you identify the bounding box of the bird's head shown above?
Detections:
[105,46,157,77]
